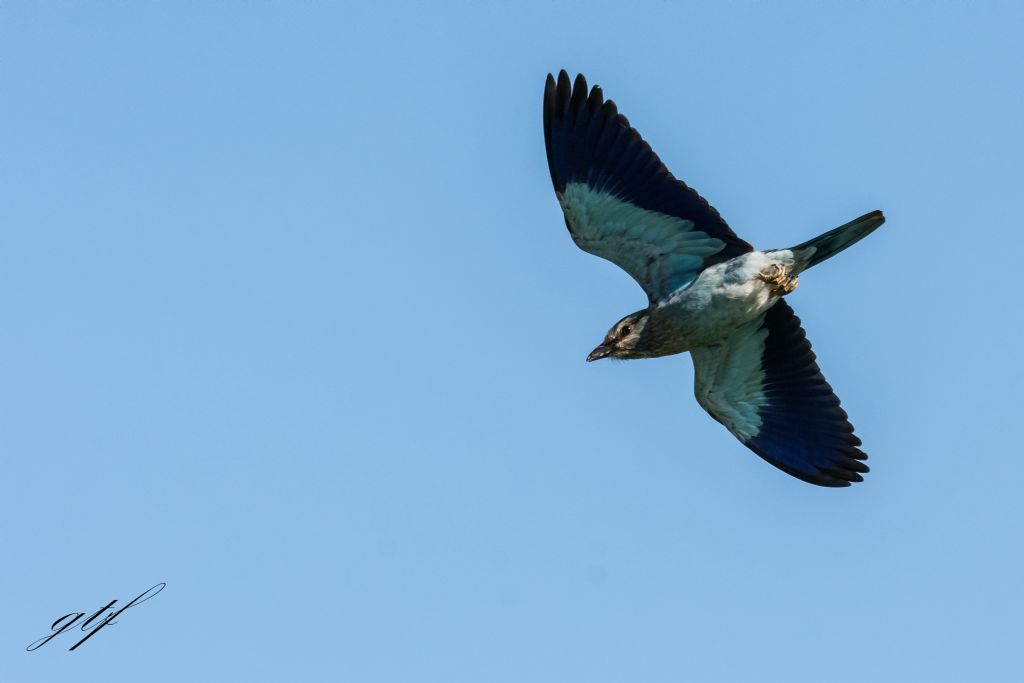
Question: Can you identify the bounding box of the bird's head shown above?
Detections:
[587,310,653,361]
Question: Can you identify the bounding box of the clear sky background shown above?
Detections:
[3,1,1023,681]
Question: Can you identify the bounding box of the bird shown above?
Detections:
[543,71,884,487]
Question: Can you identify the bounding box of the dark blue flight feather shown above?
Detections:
[744,300,868,487]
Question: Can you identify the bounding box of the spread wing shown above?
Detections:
[690,300,868,487]
[543,71,752,302]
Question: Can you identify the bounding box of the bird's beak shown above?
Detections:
[586,344,613,362]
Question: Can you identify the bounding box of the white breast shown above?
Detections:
[657,250,796,348]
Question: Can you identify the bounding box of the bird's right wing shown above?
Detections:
[690,300,868,487]
[544,71,752,302]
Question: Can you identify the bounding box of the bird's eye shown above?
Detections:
[621,325,632,336]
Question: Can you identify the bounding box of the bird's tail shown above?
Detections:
[792,210,885,270]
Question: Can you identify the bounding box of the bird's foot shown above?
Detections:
[757,263,798,297]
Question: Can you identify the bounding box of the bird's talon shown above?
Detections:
[757,265,798,297]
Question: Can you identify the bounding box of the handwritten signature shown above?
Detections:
[27,583,166,652]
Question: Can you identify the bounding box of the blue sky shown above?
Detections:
[3,1,1023,680]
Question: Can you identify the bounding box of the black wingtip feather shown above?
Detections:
[541,70,753,259]
[744,300,871,487]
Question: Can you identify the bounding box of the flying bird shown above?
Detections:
[543,71,884,487]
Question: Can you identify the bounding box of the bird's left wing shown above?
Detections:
[544,71,752,302]
[690,300,869,487]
